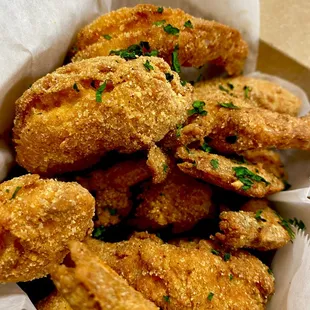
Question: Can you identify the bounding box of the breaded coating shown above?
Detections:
[216,199,291,251]
[51,241,159,310]
[77,159,151,227]
[36,291,72,310]
[14,56,192,175]
[0,174,94,282]
[176,147,284,198]
[195,76,301,116]
[130,167,213,232]
[71,4,248,75]
[85,232,274,310]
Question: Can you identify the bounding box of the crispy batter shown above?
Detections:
[0,174,94,282]
[176,147,284,198]
[216,199,291,251]
[195,76,302,116]
[71,4,248,75]
[77,159,151,227]
[51,241,158,310]
[130,167,213,233]
[85,232,274,310]
[14,56,192,175]
[36,291,72,310]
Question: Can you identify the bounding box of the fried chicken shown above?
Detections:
[195,76,301,116]
[176,147,284,198]
[130,166,213,233]
[14,56,192,175]
[51,241,159,310]
[0,174,94,282]
[70,4,248,75]
[36,291,72,310]
[216,199,291,251]
[85,232,274,310]
[77,159,151,227]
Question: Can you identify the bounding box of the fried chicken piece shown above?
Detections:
[216,199,291,251]
[85,232,274,310]
[195,76,302,116]
[36,291,72,310]
[77,159,151,227]
[71,5,248,76]
[51,241,159,310]
[14,56,192,175]
[176,147,284,198]
[130,166,213,233]
[0,174,94,282]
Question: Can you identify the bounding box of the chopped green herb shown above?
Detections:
[10,186,22,200]
[276,213,295,240]
[243,85,252,99]
[157,6,164,13]
[103,34,112,40]
[176,124,183,138]
[207,292,214,301]
[210,159,219,170]
[185,146,191,154]
[255,210,267,222]
[227,82,234,90]
[165,72,174,82]
[72,46,78,52]
[267,268,273,275]
[233,166,270,191]
[163,295,170,303]
[218,102,239,109]
[156,232,162,239]
[196,73,202,82]
[288,217,306,231]
[73,83,79,92]
[211,249,219,255]
[283,180,291,191]
[223,253,231,262]
[108,208,117,216]
[188,100,208,116]
[219,84,229,93]
[96,81,107,103]
[146,50,159,56]
[163,163,168,173]
[28,83,33,89]
[153,20,166,26]
[163,24,180,36]
[229,274,234,280]
[201,142,213,153]
[180,80,187,86]
[143,60,154,71]
[92,225,106,241]
[171,45,181,73]
[5,189,9,193]
[225,135,238,144]
[184,20,193,28]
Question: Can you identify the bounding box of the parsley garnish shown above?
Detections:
[227,82,234,90]
[163,163,168,173]
[224,253,231,262]
[180,80,187,86]
[243,85,252,98]
[163,24,180,36]
[219,84,229,93]
[153,20,166,26]
[225,135,238,144]
[210,159,219,170]
[188,101,207,116]
[157,6,164,13]
[201,142,213,153]
[255,210,267,222]
[92,225,106,240]
[10,186,22,200]
[184,20,193,28]
[73,83,79,92]
[176,124,183,138]
[218,102,239,109]
[211,249,219,255]
[229,274,233,280]
[288,217,306,231]
[5,189,9,193]
[96,81,107,103]
[233,166,270,191]
[207,292,214,301]
[277,214,295,240]
[267,268,273,275]
[108,209,117,216]
[163,295,170,303]
[165,72,174,82]
[143,60,154,71]
[171,45,181,73]
[103,34,112,40]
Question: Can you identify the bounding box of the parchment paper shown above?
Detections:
[0,1,309,309]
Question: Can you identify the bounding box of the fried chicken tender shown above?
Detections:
[36,291,72,310]
[14,56,192,175]
[130,166,213,232]
[71,5,248,76]
[51,241,159,310]
[216,199,291,251]
[195,76,301,116]
[176,147,284,198]
[0,174,94,282]
[77,159,151,227]
[85,232,274,310]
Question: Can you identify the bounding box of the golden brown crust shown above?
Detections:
[85,233,274,310]
[71,4,248,75]
[51,241,159,310]
[36,291,72,310]
[176,147,284,198]
[13,56,192,175]
[216,200,291,251]
[0,174,94,282]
